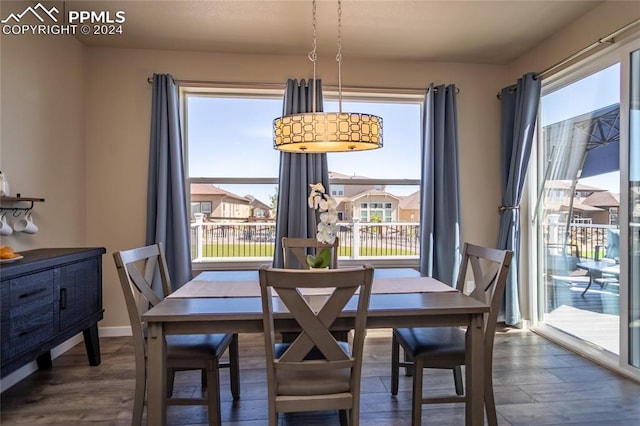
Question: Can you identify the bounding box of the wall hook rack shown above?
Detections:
[0,194,45,212]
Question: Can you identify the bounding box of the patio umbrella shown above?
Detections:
[544,103,620,181]
[539,103,620,247]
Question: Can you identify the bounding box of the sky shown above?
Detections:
[187,62,626,204]
[187,96,421,204]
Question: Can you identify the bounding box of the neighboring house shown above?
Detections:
[338,189,401,222]
[246,195,273,221]
[398,191,420,222]
[542,181,618,225]
[582,191,620,225]
[328,172,418,222]
[190,184,251,221]
[328,171,385,198]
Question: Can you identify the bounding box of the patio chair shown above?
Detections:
[390,243,512,426]
[258,265,374,426]
[113,243,240,426]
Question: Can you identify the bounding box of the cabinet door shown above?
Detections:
[56,258,101,331]
[2,271,55,359]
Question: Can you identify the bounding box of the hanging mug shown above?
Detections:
[0,213,13,236]
[13,213,38,234]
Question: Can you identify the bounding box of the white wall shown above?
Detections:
[0,1,87,252]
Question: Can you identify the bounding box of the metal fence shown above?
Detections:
[190,220,421,262]
[544,221,619,260]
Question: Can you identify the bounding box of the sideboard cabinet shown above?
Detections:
[1,247,106,377]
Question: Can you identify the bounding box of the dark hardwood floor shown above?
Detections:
[2,328,640,425]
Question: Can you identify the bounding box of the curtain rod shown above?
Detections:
[145,77,459,95]
[496,17,640,99]
[539,17,640,78]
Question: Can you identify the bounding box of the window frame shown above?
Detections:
[181,84,423,270]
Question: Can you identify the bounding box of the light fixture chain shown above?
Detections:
[336,0,343,113]
[308,0,318,114]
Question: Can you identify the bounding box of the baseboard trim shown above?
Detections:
[99,326,132,337]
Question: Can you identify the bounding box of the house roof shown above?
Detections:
[582,191,620,207]
[564,202,604,213]
[545,180,606,192]
[399,191,420,210]
[190,184,248,202]
[329,171,371,180]
[350,189,401,202]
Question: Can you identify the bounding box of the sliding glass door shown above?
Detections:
[534,38,640,378]
[629,48,640,368]
[537,64,621,353]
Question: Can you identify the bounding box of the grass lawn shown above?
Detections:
[196,244,418,258]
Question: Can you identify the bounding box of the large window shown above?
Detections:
[183,87,422,265]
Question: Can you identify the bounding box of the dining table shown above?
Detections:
[142,267,490,425]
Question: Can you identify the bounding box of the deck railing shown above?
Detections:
[544,221,619,260]
[190,219,420,262]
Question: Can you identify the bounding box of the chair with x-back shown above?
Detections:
[113,243,240,426]
[390,242,512,426]
[259,265,374,426]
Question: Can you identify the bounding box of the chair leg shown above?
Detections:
[339,409,349,426]
[268,410,278,426]
[166,368,175,398]
[391,332,400,395]
[206,361,222,426]
[411,357,424,426]
[351,405,359,426]
[201,368,207,390]
[453,365,464,396]
[485,373,498,426]
[229,333,241,400]
[132,365,145,426]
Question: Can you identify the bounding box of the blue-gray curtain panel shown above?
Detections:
[498,72,541,325]
[146,73,192,290]
[273,79,330,268]
[419,84,461,286]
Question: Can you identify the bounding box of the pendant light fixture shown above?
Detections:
[273,0,383,153]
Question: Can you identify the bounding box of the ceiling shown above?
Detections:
[65,0,604,64]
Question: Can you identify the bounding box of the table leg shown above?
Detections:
[146,322,167,426]
[466,313,485,426]
[581,270,594,296]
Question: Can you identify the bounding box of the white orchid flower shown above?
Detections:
[308,182,339,249]
[309,183,325,194]
[318,196,336,212]
[320,210,338,224]
[316,227,336,244]
[308,193,322,209]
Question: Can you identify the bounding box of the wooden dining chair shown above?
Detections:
[282,237,339,269]
[113,243,240,426]
[390,242,512,426]
[258,265,374,426]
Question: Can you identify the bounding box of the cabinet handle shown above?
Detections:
[60,288,67,310]
[18,288,47,299]
[18,325,41,337]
